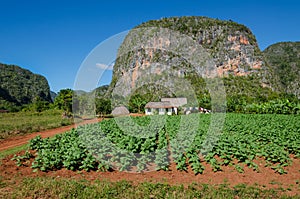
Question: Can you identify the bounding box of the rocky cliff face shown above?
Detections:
[108,16,299,107]
[136,17,264,77]
[0,63,52,108]
[263,42,300,98]
[109,17,268,102]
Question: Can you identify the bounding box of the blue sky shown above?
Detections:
[0,0,299,92]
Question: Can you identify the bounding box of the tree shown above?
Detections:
[32,97,50,112]
[54,89,73,117]
[95,98,111,116]
[73,93,96,117]
[128,94,148,113]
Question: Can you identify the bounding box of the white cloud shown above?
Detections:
[96,63,114,70]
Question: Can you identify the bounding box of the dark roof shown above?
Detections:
[145,101,173,108]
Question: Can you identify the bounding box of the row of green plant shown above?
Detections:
[1,177,295,199]
[13,113,300,175]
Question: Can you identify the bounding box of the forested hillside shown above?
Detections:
[0,63,52,111]
[263,42,300,98]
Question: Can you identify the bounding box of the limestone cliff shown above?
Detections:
[108,16,294,106]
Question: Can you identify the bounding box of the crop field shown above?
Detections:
[1,113,299,198]
[13,113,300,175]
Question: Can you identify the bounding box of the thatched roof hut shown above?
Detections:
[112,106,129,116]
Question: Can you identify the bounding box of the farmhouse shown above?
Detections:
[145,98,187,115]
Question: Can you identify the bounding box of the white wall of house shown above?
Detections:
[145,107,174,115]
[167,108,172,115]
[173,107,178,115]
[159,108,165,115]
[145,108,152,115]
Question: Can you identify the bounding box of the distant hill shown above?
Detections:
[94,85,109,97]
[0,63,52,110]
[72,85,109,97]
[263,42,300,98]
[50,91,57,102]
[1,17,299,112]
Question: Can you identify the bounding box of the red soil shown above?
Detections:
[0,116,299,196]
[0,151,299,196]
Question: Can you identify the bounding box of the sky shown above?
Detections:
[0,0,299,92]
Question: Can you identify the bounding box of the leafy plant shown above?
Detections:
[13,113,299,175]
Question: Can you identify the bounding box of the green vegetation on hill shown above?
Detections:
[263,42,300,98]
[184,73,300,113]
[1,18,299,117]
[0,63,52,111]
[137,16,258,48]
[108,16,300,112]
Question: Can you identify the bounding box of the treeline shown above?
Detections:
[1,89,74,115]
[5,87,113,117]
[2,86,299,116]
[227,98,300,114]
[0,86,113,117]
[188,74,300,114]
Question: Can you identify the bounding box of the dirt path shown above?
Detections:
[0,114,144,152]
[0,118,102,152]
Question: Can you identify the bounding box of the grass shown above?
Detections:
[0,177,296,199]
[0,109,72,140]
[0,144,29,160]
